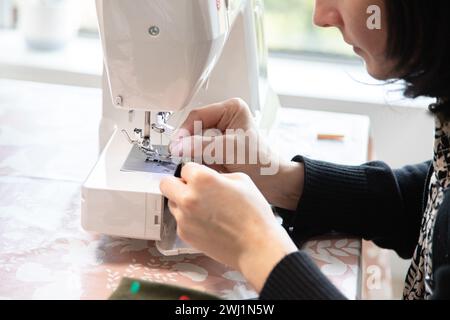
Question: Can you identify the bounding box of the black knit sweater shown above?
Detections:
[259,156,450,300]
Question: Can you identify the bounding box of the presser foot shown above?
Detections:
[121,144,180,175]
[121,129,173,164]
[142,145,173,164]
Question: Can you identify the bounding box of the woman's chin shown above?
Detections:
[357,50,397,80]
[363,59,392,80]
[368,66,395,80]
[367,68,389,80]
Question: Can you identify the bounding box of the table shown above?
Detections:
[0,79,370,299]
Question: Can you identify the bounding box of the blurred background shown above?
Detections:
[0,0,436,299]
[0,0,353,55]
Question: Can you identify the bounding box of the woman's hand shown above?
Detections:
[160,162,298,292]
[170,98,304,210]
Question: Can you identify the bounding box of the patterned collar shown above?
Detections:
[433,117,450,188]
[403,115,450,300]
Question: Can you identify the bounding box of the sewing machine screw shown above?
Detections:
[148,26,160,36]
[115,96,123,106]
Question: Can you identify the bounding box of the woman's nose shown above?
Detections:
[313,0,343,28]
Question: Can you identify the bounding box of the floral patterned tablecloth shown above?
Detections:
[0,80,365,300]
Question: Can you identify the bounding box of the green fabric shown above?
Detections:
[109,278,222,300]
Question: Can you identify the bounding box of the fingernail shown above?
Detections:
[170,140,182,156]
[173,128,191,140]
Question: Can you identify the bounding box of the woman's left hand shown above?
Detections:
[160,162,298,293]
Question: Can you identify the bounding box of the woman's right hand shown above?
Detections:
[170,98,304,210]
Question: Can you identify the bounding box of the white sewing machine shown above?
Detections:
[81,0,279,255]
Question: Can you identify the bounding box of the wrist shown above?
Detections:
[238,226,298,293]
[262,161,304,210]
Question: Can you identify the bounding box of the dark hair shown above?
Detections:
[385,0,450,115]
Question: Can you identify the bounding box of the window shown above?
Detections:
[0,0,98,34]
[264,0,354,57]
[78,0,98,34]
[3,0,354,59]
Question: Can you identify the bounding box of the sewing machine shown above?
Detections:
[81,0,279,255]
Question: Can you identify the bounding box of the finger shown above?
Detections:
[167,200,182,220]
[208,164,229,173]
[170,135,213,157]
[177,103,227,136]
[171,135,240,165]
[222,172,250,182]
[159,176,188,202]
[174,99,248,140]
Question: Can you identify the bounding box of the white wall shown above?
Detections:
[279,94,435,168]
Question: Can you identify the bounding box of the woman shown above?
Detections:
[160,0,450,300]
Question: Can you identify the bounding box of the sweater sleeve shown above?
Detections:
[259,251,346,300]
[261,157,431,300]
[282,156,431,259]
